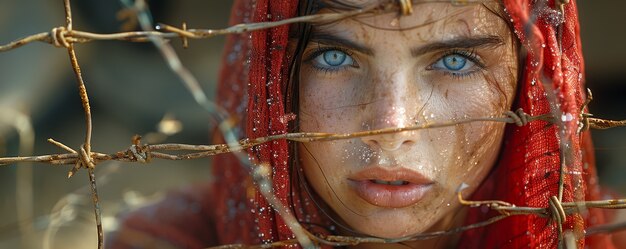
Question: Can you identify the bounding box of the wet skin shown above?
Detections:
[297,1,518,246]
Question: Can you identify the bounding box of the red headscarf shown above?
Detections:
[459,0,614,248]
[212,0,615,248]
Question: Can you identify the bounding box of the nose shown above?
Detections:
[360,71,418,151]
[362,131,415,151]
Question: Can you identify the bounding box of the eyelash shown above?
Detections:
[435,49,485,79]
[304,46,356,74]
[303,46,486,79]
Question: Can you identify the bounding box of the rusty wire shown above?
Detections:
[0,2,377,53]
[1,0,626,248]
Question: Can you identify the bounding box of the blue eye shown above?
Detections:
[431,53,477,73]
[312,49,355,70]
[443,55,466,70]
[324,50,347,66]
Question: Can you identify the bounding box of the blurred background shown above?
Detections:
[0,1,231,248]
[0,1,624,248]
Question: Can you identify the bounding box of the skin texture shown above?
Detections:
[297,1,518,247]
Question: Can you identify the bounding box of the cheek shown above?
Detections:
[298,140,358,211]
[430,70,516,188]
[298,74,372,133]
[299,143,327,196]
[425,116,505,198]
[458,122,503,175]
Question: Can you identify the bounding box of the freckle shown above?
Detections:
[360,28,370,42]
[469,149,476,158]
[326,114,331,119]
[445,89,449,99]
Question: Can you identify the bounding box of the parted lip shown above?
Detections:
[348,167,434,184]
[347,166,435,208]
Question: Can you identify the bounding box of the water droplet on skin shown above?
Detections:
[389,18,399,27]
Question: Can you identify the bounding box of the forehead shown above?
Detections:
[317,1,506,39]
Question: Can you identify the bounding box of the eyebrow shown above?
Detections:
[410,36,504,57]
[309,31,504,57]
[309,31,374,56]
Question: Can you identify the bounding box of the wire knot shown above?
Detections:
[127,135,151,163]
[505,108,532,127]
[66,144,96,178]
[51,26,71,48]
[549,196,567,226]
[128,144,150,163]
[398,0,413,15]
[78,144,96,169]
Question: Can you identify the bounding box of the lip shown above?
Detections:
[348,167,434,208]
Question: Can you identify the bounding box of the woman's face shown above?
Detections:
[298,1,517,238]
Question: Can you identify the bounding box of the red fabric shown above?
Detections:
[211,0,258,244]
[247,0,298,243]
[107,184,218,248]
[212,0,303,246]
[460,0,614,248]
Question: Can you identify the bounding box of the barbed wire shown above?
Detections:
[1,0,626,248]
[0,2,375,53]
[0,109,622,167]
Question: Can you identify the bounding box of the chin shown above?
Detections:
[358,223,423,239]
[347,209,433,239]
